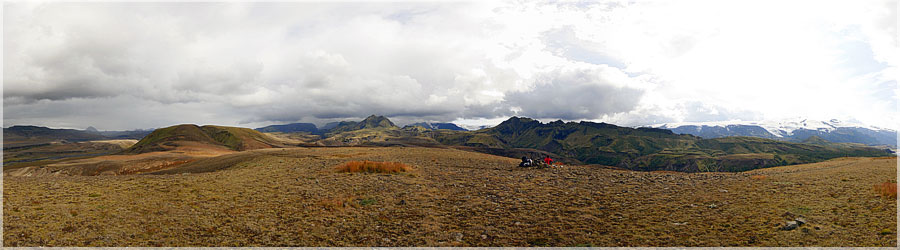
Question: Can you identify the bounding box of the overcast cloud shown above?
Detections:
[3,1,897,130]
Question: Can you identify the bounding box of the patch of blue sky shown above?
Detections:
[833,27,889,78]
[542,26,631,73]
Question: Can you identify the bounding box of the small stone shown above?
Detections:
[481,234,488,240]
[782,221,799,231]
[718,189,728,193]
[452,232,464,242]
[707,204,718,209]
[795,217,807,225]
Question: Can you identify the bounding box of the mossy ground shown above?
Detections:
[3,147,896,247]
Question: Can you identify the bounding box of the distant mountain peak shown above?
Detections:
[406,122,468,131]
[255,123,318,133]
[497,116,540,127]
[652,117,890,137]
[458,124,493,131]
[650,118,896,147]
[325,115,398,134]
[493,117,542,132]
[359,115,397,129]
[504,116,536,122]
[85,126,99,132]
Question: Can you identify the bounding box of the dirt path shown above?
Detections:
[3,147,896,246]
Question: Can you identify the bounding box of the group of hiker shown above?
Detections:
[518,155,557,168]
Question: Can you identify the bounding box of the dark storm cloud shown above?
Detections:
[505,65,644,120]
[6,2,798,130]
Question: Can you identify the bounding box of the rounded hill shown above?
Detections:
[124,124,284,154]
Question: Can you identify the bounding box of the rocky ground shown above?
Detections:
[3,147,896,246]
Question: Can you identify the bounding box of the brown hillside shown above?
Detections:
[3,147,895,247]
[124,124,284,154]
[3,124,284,177]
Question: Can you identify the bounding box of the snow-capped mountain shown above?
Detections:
[457,124,494,131]
[756,118,888,137]
[650,118,896,147]
[404,122,468,131]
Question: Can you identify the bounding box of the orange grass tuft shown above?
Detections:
[336,160,412,173]
[874,182,897,198]
[749,175,767,180]
[316,198,346,210]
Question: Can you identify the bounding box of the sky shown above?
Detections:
[3,1,898,131]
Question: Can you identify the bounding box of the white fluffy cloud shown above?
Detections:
[538,0,898,127]
[3,1,896,130]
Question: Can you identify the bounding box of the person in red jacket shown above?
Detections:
[543,156,553,165]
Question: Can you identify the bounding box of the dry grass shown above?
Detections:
[336,160,412,173]
[316,197,353,210]
[88,139,139,149]
[3,148,896,247]
[750,175,768,180]
[874,182,897,198]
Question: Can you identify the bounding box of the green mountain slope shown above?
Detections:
[430,117,892,172]
[124,116,890,172]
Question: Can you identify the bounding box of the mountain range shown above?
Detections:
[5,115,892,173]
[255,123,318,134]
[3,125,151,149]
[254,116,467,134]
[404,122,468,131]
[652,118,896,147]
[426,117,892,172]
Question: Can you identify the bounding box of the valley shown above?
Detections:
[3,115,892,177]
